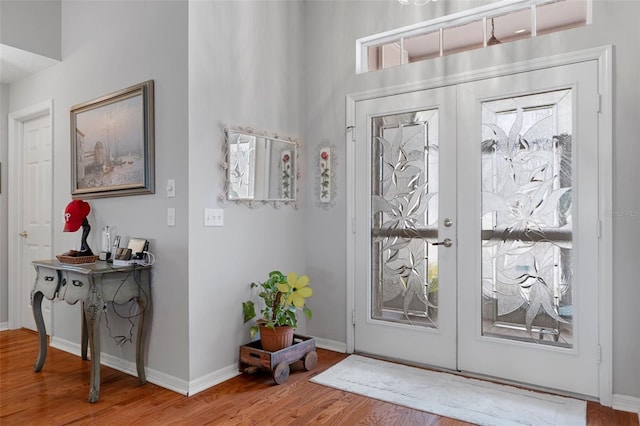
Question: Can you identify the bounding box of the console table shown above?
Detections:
[31,259,151,402]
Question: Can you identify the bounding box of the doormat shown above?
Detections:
[310,355,586,426]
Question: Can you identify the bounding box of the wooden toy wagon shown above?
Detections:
[239,334,318,384]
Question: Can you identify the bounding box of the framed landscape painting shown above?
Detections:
[70,80,155,199]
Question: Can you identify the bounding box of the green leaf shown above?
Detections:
[250,325,259,340]
[303,306,312,320]
[242,301,256,323]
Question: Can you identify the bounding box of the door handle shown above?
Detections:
[432,238,453,247]
[19,231,28,238]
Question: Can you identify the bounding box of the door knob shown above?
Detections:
[432,238,453,247]
[19,231,28,238]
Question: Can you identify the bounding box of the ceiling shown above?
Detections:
[0,43,59,85]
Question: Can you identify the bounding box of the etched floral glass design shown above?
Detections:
[371,110,439,327]
[481,89,574,348]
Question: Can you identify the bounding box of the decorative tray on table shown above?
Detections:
[56,254,99,264]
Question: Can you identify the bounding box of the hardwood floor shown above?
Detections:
[1,329,637,425]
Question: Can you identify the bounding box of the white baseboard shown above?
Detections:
[50,336,81,356]
[612,393,640,415]
[188,365,240,396]
[50,336,190,396]
[314,336,347,353]
[0,322,9,331]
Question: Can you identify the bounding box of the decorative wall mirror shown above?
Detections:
[221,125,299,208]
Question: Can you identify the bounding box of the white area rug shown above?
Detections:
[310,355,586,426]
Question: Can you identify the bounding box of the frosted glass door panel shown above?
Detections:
[480,90,573,347]
[371,112,439,328]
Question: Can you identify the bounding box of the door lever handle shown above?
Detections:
[19,231,28,238]
[431,238,453,247]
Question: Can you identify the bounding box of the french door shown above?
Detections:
[353,61,600,397]
[354,85,458,369]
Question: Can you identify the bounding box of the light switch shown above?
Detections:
[167,207,176,226]
[166,179,176,198]
[204,208,223,227]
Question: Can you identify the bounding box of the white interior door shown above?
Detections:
[19,114,53,332]
[354,86,458,369]
[353,61,600,397]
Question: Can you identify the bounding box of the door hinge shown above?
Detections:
[347,126,355,142]
[597,93,602,113]
[597,219,602,239]
[596,344,602,364]
[352,217,356,234]
[352,310,356,325]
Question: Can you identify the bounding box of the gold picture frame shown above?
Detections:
[70,80,155,199]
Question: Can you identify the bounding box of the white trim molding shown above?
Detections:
[187,365,239,397]
[315,336,347,354]
[612,394,640,416]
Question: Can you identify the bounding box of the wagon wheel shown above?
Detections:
[303,351,318,371]
[273,362,290,385]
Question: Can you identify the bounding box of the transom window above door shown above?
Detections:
[357,0,589,73]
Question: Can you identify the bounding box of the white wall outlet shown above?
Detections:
[167,207,176,226]
[204,208,223,227]
[166,179,176,197]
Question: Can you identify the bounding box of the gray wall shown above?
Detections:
[188,0,306,382]
[0,0,61,60]
[302,0,640,400]
[6,0,190,383]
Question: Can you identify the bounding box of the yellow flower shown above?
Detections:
[277,281,291,294]
[284,272,312,308]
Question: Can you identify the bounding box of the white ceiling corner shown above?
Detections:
[0,43,60,85]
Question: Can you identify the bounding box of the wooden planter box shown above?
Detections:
[239,334,318,384]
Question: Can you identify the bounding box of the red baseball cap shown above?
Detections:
[63,200,90,232]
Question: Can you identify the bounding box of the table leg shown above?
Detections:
[81,302,88,360]
[135,295,148,384]
[80,301,89,361]
[84,289,103,403]
[31,291,47,372]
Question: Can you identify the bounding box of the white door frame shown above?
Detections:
[8,100,54,330]
[346,46,613,405]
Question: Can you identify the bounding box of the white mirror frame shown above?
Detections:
[219,124,300,209]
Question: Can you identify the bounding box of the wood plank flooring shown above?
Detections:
[1,329,637,425]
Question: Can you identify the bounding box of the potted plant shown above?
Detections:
[242,270,313,352]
